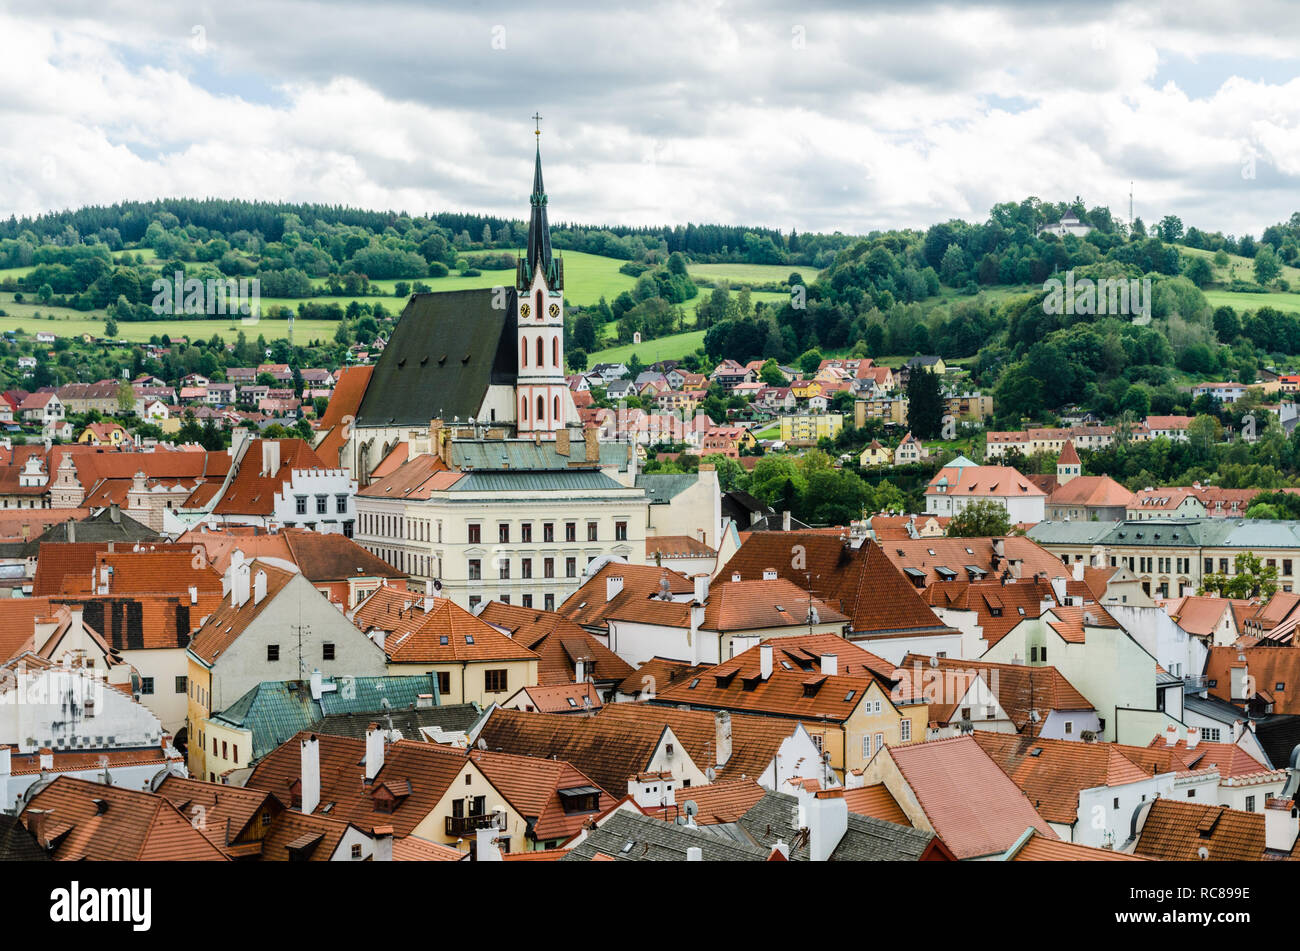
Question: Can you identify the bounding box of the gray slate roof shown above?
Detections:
[354,289,517,428]
[310,703,483,741]
[561,809,769,862]
[737,790,939,861]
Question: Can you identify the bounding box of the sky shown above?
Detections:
[1,0,1299,237]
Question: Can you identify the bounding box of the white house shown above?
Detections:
[925,456,1046,523]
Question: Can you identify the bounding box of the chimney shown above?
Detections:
[1072,560,1085,582]
[109,502,120,524]
[261,439,280,475]
[1230,666,1248,702]
[372,825,394,862]
[1164,724,1179,747]
[300,735,320,814]
[1049,576,1066,603]
[556,428,570,456]
[429,419,445,462]
[759,644,773,680]
[693,573,709,604]
[233,563,251,608]
[689,603,705,665]
[715,711,732,767]
[731,571,741,583]
[416,693,434,709]
[189,585,198,605]
[39,748,53,770]
[821,653,838,676]
[584,425,599,462]
[310,668,324,700]
[0,745,10,776]
[1186,726,1200,749]
[67,519,75,544]
[1265,798,1300,853]
[802,788,849,862]
[686,846,702,861]
[475,827,504,861]
[575,659,587,682]
[365,723,385,781]
[1233,719,1245,742]
[762,568,777,581]
[253,569,267,604]
[782,510,791,531]
[606,575,624,603]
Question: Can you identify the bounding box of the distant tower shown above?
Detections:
[515,115,567,436]
[1057,439,1081,485]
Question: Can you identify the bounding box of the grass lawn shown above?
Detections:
[689,262,821,286]
[1181,245,1300,288]
[1203,288,1300,315]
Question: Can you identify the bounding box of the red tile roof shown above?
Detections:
[354,589,539,664]
[478,600,634,686]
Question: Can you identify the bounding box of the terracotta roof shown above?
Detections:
[646,535,716,559]
[1162,595,1247,639]
[617,656,712,697]
[1045,604,1119,644]
[923,577,1061,648]
[721,535,954,637]
[188,439,331,516]
[557,561,694,631]
[356,452,461,499]
[971,733,1151,825]
[20,776,229,861]
[510,681,604,713]
[156,775,282,857]
[842,783,910,826]
[1010,830,1148,861]
[467,748,612,841]
[477,601,634,686]
[1048,475,1133,508]
[643,779,767,825]
[653,634,897,722]
[927,464,1046,498]
[1145,735,1277,780]
[187,560,298,665]
[32,542,198,597]
[258,810,354,861]
[1134,798,1300,861]
[898,654,1094,732]
[700,578,848,632]
[1057,440,1080,465]
[4,747,171,777]
[391,834,465,860]
[880,536,1066,590]
[887,735,1056,859]
[282,529,407,582]
[354,589,539,664]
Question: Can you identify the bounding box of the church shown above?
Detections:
[340,133,580,480]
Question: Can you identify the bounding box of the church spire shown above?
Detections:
[519,116,560,292]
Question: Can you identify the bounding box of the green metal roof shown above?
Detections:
[635,473,698,504]
[1030,517,1300,550]
[449,470,628,493]
[449,438,628,472]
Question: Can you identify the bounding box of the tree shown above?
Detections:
[1159,215,1184,243]
[1255,244,1282,286]
[946,499,1012,537]
[567,348,588,372]
[117,381,135,415]
[759,359,786,387]
[906,368,944,439]
[1198,551,1278,599]
[104,317,118,337]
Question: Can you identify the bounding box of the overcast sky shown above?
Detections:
[2,1,1298,237]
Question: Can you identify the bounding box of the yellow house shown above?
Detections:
[855,396,909,428]
[353,587,540,706]
[780,413,843,446]
[78,422,128,446]
[860,440,894,467]
[791,380,822,400]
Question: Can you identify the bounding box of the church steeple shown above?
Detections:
[519,117,561,292]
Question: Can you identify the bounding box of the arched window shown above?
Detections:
[536,337,544,367]
[521,336,527,367]
[536,290,543,318]
[552,337,559,366]
[521,397,527,421]
[554,395,560,421]
[537,395,545,423]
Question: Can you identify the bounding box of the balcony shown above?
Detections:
[445,813,497,836]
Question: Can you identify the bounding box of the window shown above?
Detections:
[615,521,628,541]
[295,496,307,515]
[521,558,533,579]
[485,669,508,692]
[1187,788,1196,798]
[521,523,532,543]
[352,844,362,859]
[810,733,823,753]
[1113,797,1120,809]
[175,676,187,694]
[587,521,598,542]
[436,672,450,695]
[468,559,482,581]
[1286,560,1294,577]
[522,594,533,608]
[1064,720,1073,735]
[874,732,884,754]
[544,523,555,543]
[139,677,154,695]
[565,557,576,578]
[544,593,555,611]
[1246,795,1256,812]
[862,735,871,758]
[468,523,481,544]
[543,558,555,579]
[499,523,510,544]
[316,495,327,514]
[267,645,280,662]
[899,719,911,742]
[565,522,577,542]
[469,596,481,610]
[336,494,348,514]
[499,559,510,580]
[323,643,335,661]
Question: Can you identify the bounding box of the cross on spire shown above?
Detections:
[532,112,543,135]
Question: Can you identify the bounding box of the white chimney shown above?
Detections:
[606,575,624,603]
[1264,798,1299,854]
[731,571,741,583]
[253,569,267,604]
[575,659,587,682]
[693,573,709,604]
[762,568,777,581]
[39,748,53,770]
[1233,719,1245,742]
[759,644,773,680]
[310,669,323,700]
[372,826,394,862]
[300,735,320,814]
[781,510,791,531]
[1186,726,1200,749]
[715,711,732,767]
[1230,666,1248,701]
[1164,724,1179,747]
[686,846,702,861]
[189,585,198,605]
[1049,576,1067,603]
[0,746,10,776]
[801,788,849,862]
[365,723,385,781]
[1072,560,1085,582]
[821,653,838,676]
[261,439,280,475]
[475,827,504,861]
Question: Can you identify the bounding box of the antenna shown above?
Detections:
[476,738,487,750]
[682,800,699,819]
[705,766,717,783]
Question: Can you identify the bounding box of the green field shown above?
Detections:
[1203,289,1300,315]
[689,262,821,285]
[1181,245,1300,287]
[586,329,707,365]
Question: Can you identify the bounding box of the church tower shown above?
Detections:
[1057,439,1081,485]
[515,120,567,435]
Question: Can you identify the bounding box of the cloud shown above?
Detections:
[0,1,1297,236]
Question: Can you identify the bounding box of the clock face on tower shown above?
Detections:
[520,303,531,318]
[548,303,560,318]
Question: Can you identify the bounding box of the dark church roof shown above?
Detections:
[354,289,518,429]
[518,140,562,293]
